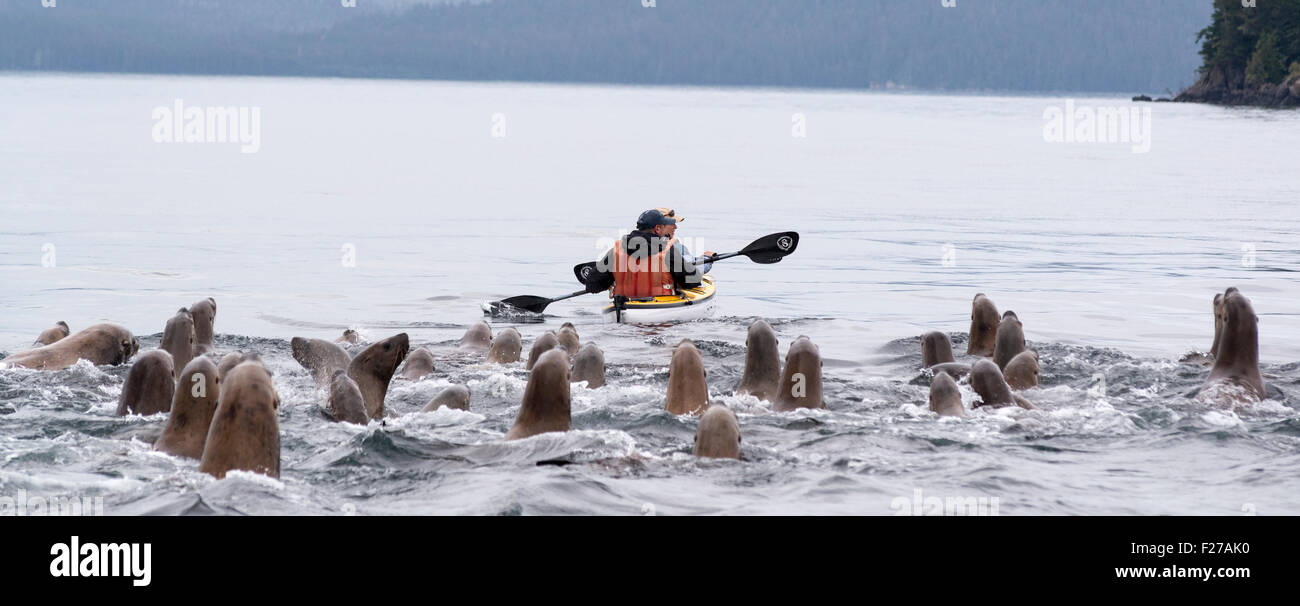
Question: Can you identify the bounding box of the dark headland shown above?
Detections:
[1174,0,1300,108]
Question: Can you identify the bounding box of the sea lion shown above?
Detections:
[505,349,571,440]
[736,320,780,401]
[666,339,709,415]
[421,384,471,412]
[693,404,742,459]
[928,370,967,417]
[992,311,1026,369]
[570,343,606,388]
[325,369,368,424]
[921,331,956,367]
[188,297,217,354]
[160,308,195,378]
[1198,288,1265,402]
[34,321,70,346]
[526,332,560,370]
[290,337,351,386]
[459,321,492,352]
[399,347,436,381]
[970,359,1033,410]
[967,293,1000,357]
[336,329,361,344]
[773,336,824,412]
[2,323,138,370]
[347,332,410,419]
[1003,350,1040,390]
[556,322,580,357]
[199,361,280,480]
[154,356,219,458]
[116,349,176,416]
[486,327,522,364]
[1209,292,1225,358]
[929,362,971,380]
[216,351,252,382]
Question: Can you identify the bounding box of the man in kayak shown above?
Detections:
[653,207,715,275]
[585,209,715,297]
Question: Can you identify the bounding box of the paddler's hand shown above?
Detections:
[702,251,716,259]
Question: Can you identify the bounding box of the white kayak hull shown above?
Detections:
[600,275,716,324]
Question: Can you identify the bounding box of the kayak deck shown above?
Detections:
[601,275,716,324]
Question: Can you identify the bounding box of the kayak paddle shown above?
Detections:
[572,231,799,285]
[484,289,589,316]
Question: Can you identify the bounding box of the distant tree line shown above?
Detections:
[0,0,1210,93]
[1196,0,1300,85]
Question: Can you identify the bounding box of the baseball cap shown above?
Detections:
[636,209,677,229]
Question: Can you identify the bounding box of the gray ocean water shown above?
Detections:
[1,73,1298,515]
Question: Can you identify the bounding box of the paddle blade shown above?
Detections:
[740,231,799,264]
[574,262,598,285]
[492,295,551,314]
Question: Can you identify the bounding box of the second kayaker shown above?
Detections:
[586,209,715,297]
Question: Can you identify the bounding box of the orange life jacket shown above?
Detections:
[613,236,677,298]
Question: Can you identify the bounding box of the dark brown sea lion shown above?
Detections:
[526,332,560,371]
[1003,350,1040,390]
[326,369,368,424]
[570,343,606,388]
[736,320,780,401]
[2,323,138,370]
[556,322,580,357]
[967,293,1000,357]
[421,384,471,412]
[188,297,217,354]
[290,337,351,386]
[487,327,523,364]
[666,339,709,415]
[347,332,410,419]
[34,321,70,346]
[773,336,824,412]
[970,359,1033,410]
[459,321,492,352]
[929,362,971,380]
[399,347,436,381]
[921,331,955,367]
[992,311,1026,369]
[693,404,742,460]
[928,370,966,417]
[160,307,195,378]
[1198,287,1265,402]
[154,356,219,458]
[116,349,175,416]
[1209,292,1225,358]
[505,349,571,440]
[199,361,280,479]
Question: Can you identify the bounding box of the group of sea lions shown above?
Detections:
[0,285,1269,481]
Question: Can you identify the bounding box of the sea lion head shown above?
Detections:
[970,359,1016,408]
[1210,292,1226,357]
[556,323,580,357]
[199,361,281,479]
[161,307,196,377]
[967,293,1000,356]
[116,349,176,416]
[459,321,492,351]
[928,370,966,417]
[422,384,471,412]
[154,356,220,459]
[571,343,606,388]
[526,332,560,370]
[506,348,571,440]
[487,327,523,364]
[737,320,781,401]
[774,336,824,411]
[1003,350,1040,390]
[921,331,955,367]
[666,339,709,415]
[348,332,410,419]
[400,347,437,381]
[326,368,368,424]
[693,404,742,459]
[189,297,216,351]
[992,311,1026,369]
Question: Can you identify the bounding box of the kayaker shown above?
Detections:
[585,209,714,296]
[654,207,715,275]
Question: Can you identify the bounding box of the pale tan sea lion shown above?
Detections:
[347,333,410,419]
[505,349,571,440]
[970,359,1033,410]
[486,327,522,364]
[773,336,824,412]
[116,349,175,416]
[2,323,138,370]
[326,369,368,424]
[666,339,709,415]
[188,297,217,354]
[736,320,780,401]
[199,361,280,479]
[399,347,436,381]
[928,370,967,417]
[421,384,471,412]
[693,404,741,460]
[290,337,351,386]
[1003,350,1040,390]
[34,321,70,346]
[526,332,560,371]
[154,356,220,458]
[336,329,361,344]
[161,307,195,378]
[1198,287,1265,402]
[217,351,252,382]
[921,331,955,367]
[459,321,492,352]
[992,311,1026,369]
[570,343,606,388]
[556,322,580,357]
[967,293,1000,357]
